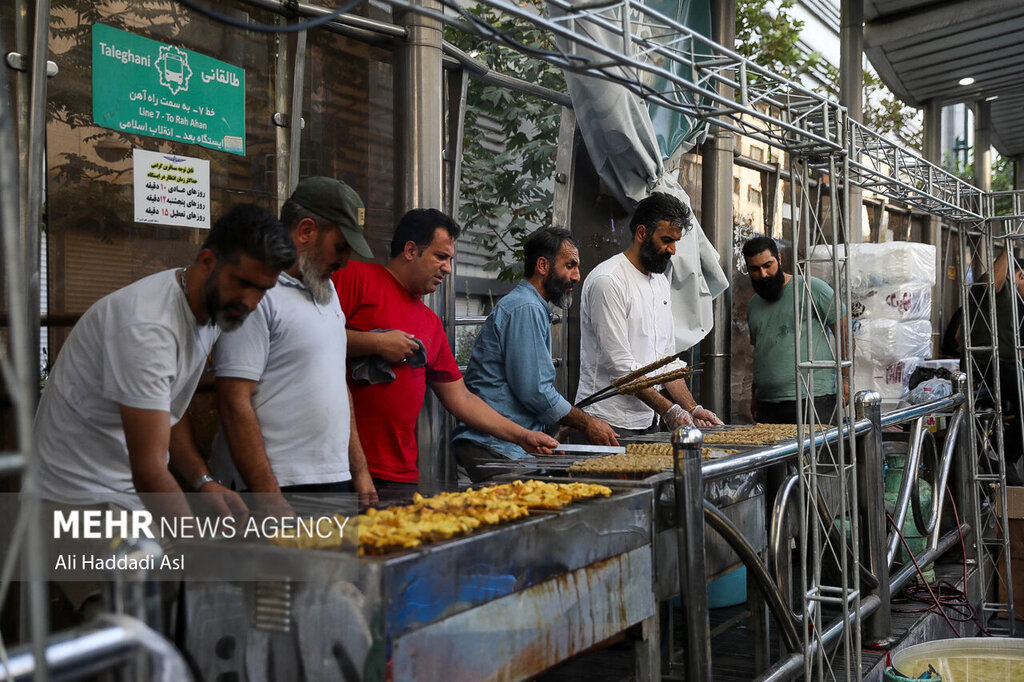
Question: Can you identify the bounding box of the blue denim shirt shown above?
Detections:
[452,280,571,459]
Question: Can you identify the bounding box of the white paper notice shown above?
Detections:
[133,149,211,228]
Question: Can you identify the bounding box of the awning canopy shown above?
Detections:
[863,0,1024,156]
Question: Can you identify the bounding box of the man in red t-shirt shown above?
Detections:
[333,208,557,491]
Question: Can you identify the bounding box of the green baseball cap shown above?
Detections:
[290,176,373,259]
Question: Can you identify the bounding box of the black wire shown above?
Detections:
[887,510,962,637]
[173,0,366,34]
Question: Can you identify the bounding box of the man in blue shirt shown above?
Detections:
[453,227,619,481]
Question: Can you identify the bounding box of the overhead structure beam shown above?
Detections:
[864,0,1020,50]
[376,0,981,221]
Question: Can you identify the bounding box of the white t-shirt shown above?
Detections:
[575,253,683,430]
[35,270,219,509]
[210,272,351,488]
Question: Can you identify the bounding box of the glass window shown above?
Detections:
[45,3,284,358]
[300,23,395,263]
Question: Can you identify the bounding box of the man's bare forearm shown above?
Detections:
[558,406,594,431]
[216,381,281,493]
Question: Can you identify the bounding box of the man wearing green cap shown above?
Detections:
[211,177,377,507]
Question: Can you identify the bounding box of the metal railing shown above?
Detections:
[671,383,974,680]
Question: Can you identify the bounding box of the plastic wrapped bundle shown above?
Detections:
[808,242,936,290]
[853,356,922,400]
[853,318,932,366]
[851,283,932,322]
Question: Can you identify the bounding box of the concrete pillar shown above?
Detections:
[841,0,864,243]
[923,100,944,355]
[396,0,446,485]
[974,100,992,192]
[700,0,735,421]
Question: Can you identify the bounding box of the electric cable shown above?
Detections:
[887,510,961,637]
[886,486,992,637]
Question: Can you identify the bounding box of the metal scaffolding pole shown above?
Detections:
[789,143,860,680]
[957,213,1015,634]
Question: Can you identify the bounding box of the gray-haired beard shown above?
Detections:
[542,270,574,310]
[297,248,334,305]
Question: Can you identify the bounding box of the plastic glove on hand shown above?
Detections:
[664,404,694,429]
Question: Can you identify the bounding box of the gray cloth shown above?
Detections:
[545,0,729,353]
[349,329,427,384]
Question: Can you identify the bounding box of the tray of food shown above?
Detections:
[566,443,740,479]
[701,423,827,446]
[267,480,614,555]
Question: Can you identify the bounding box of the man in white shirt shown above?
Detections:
[576,192,723,434]
[34,204,296,518]
[211,177,377,507]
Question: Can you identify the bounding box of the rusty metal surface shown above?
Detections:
[377,487,651,638]
[495,470,766,599]
[392,546,655,682]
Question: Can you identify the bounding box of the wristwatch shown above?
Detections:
[193,473,219,491]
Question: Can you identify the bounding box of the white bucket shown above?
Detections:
[890,637,1024,682]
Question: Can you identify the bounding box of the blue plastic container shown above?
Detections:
[707,565,747,608]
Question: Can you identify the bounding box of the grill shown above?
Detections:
[180,485,656,681]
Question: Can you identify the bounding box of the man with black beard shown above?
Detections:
[576,193,722,436]
[34,203,294,518]
[212,177,377,505]
[743,235,847,424]
[452,227,619,482]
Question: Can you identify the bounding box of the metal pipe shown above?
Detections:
[441,43,572,107]
[441,65,468,485]
[699,0,735,421]
[0,453,26,475]
[886,418,925,567]
[855,391,890,641]
[396,0,446,486]
[911,426,940,537]
[703,500,802,653]
[769,474,799,618]
[754,595,882,682]
[0,617,189,681]
[922,99,944,354]
[951,373,976,571]
[929,404,964,549]
[18,0,52,673]
[841,0,864,243]
[701,420,873,480]
[974,100,992,192]
[878,390,964,428]
[274,25,295,206]
[672,426,711,682]
[890,526,967,595]
[287,29,308,195]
